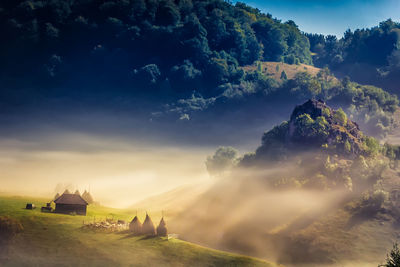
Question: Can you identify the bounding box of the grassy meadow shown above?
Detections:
[0,195,278,267]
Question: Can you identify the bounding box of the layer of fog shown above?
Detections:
[168,162,386,266]
[0,133,215,208]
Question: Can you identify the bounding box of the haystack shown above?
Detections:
[63,189,71,194]
[0,216,23,252]
[142,213,156,236]
[54,193,60,200]
[74,190,81,195]
[82,190,94,204]
[156,217,167,237]
[129,216,142,235]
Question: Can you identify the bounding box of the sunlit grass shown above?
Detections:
[0,195,278,267]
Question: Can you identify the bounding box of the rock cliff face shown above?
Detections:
[241,99,374,164]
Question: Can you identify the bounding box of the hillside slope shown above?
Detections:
[0,196,278,267]
[168,100,399,266]
[129,183,210,218]
[242,62,329,81]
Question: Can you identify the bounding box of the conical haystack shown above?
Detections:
[63,189,70,194]
[82,190,94,204]
[74,190,81,195]
[142,213,156,236]
[54,193,60,200]
[129,216,142,235]
[156,217,167,237]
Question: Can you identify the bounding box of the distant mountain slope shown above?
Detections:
[0,195,277,267]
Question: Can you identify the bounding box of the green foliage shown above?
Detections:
[304,173,329,190]
[363,136,381,156]
[322,108,331,117]
[252,18,307,63]
[307,20,400,94]
[276,70,398,137]
[383,143,400,160]
[290,72,322,98]
[206,146,239,177]
[333,108,347,126]
[292,114,329,143]
[381,243,400,267]
[280,70,288,80]
[273,177,302,189]
[344,140,351,153]
[0,0,313,96]
[294,113,314,135]
[357,189,389,215]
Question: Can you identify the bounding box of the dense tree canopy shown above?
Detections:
[306,20,400,93]
[0,0,312,98]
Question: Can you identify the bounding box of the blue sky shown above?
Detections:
[238,0,400,37]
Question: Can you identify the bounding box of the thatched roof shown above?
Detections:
[54,194,88,205]
[129,216,142,235]
[156,217,167,237]
[142,213,156,236]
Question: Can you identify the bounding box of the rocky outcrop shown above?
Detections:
[288,99,365,155]
[241,99,372,164]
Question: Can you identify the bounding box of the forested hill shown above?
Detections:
[0,0,311,96]
[306,19,400,93]
[1,0,399,142]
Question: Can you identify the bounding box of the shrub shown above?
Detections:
[206,146,239,177]
[344,140,352,153]
[363,136,380,156]
[356,189,388,216]
[280,70,288,80]
[322,108,331,117]
[0,216,23,249]
[333,108,347,126]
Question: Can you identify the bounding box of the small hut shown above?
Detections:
[129,216,142,235]
[54,193,88,215]
[156,217,167,237]
[142,213,156,236]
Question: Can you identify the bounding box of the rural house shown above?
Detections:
[54,193,88,215]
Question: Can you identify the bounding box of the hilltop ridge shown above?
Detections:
[241,99,378,165]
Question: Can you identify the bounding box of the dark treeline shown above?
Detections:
[306,20,400,93]
[0,0,311,99]
[0,0,399,140]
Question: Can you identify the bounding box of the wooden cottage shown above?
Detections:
[54,193,88,215]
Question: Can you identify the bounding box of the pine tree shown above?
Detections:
[381,243,400,267]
